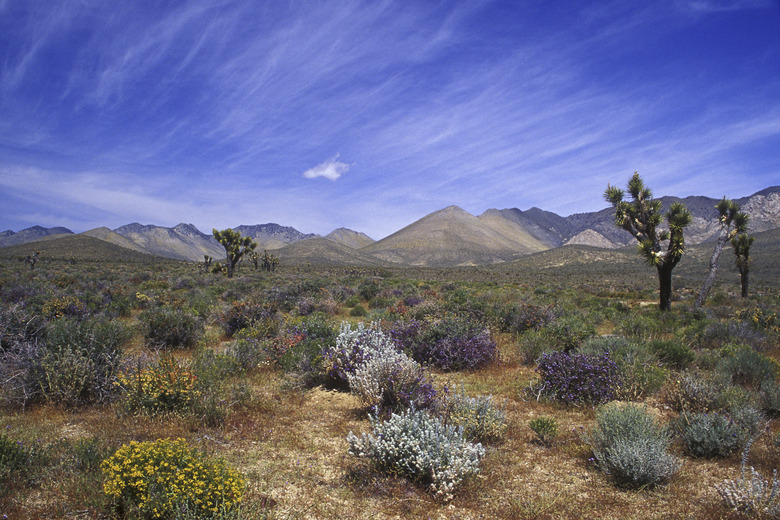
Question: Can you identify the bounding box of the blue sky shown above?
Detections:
[1,0,779,240]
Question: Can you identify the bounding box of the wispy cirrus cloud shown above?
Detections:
[0,1,778,239]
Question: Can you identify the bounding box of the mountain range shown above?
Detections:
[2,186,779,267]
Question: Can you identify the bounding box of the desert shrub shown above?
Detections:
[444,387,507,443]
[728,404,766,439]
[117,353,198,415]
[615,313,665,342]
[0,303,45,348]
[344,295,361,307]
[139,306,203,349]
[532,351,618,405]
[0,432,49,497]
[48,317,132,352]
[347,341,438,414]
[190,349,249,426]
[405,298,445,321]
[581,336,666,400]
[390,317,497,371]
[738,307,780,335]
[368,296,394,310]
[515,328,557,365]
[218,300,279,337]
[541,314,596,352]
[276,314,337,378]
[676,412,743,458]
[760,380,780,416]
[661,371,722,413]
[349,304,368,317]
[649,339,695,369]
[1,317,128,408]
[347,408,485,501]
[494,302,557,334]
[615,360,667,402]
[358,280,381,301]
[41,295,88,320]
[102,438,244,519]
[0,340,44,408]
[583,403,681,488]
[716,441,780,517]
[322,322,394,388]
[688,320,768,351]
[718,344,778,389]
[529,416,559,445]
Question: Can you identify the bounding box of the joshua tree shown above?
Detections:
[694,198,749,307]
[247,250,259,270]
[731,232,755,298]
[605,172,692,311]
[201,255,213,273]
[261,250,279,272]
[212,229,257,278]
[23,251,40,270]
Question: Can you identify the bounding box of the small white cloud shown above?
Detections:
[302,154,349,181]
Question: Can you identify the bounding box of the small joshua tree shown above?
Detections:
[212,229,257,279]
[605,173,691,311]
[23,250,40,271]
[731,232,755,298]
[695,198,749,308]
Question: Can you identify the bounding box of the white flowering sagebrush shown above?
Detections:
[347,408,485,501]
[324,321,396,383]
[347,346,423,409]
[716,440,780,516]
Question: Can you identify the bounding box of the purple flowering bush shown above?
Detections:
[390,317,497,371]
[533,351,619,404]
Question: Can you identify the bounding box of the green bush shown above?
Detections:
[583,403,681,488]
[717,345,778,389]
[649,339,695,369]
[676,412,743,458]
[543,314,596,352]
[140,306,204,349]
[349,304,367,317]
[347,408,485,501]
[102,438,245,518]
[445,387,507,443]
[344,295,361,307]
[515,328,556,365]
[0,432,49,497]
[529,416,559,445]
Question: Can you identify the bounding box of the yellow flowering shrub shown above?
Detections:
[738,307,780,335]
[102,438,244,519]
[41,295,88,319]
[117,353,197,414]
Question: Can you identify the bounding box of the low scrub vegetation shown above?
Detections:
[0,254,778,519]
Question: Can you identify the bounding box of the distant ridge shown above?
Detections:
[233,224,318,251]
[325,228,375,249]
[0,234,166,262]
[0,226,73,247]
[2,186,779,266]
[361,205,533,266]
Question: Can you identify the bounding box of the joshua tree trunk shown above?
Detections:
[695,238,728,308]
[658,263,674,312]
[739,268,749,298]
